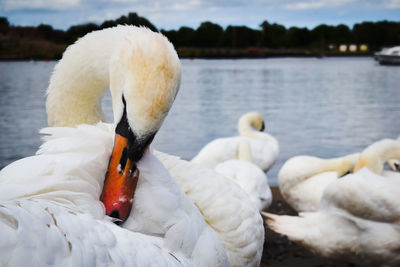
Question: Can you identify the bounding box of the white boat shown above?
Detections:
[375,46,400,65]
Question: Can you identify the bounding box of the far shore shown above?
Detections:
[0,46,372,61]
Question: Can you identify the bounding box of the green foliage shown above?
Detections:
[1,11,400,60]
[0,17,10,34]
[353,21,400,50]
[195,22,223,47]
[67,23,99,41]
[222,26,260,48]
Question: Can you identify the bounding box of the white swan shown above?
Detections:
[214,140,272,211]
[0,26,264,266]
[154,151,265,266]
[192,112,279,172]
[387,159,400,172]
[278,153,360,211]
[263,138,400,266]
[0,26,230,266]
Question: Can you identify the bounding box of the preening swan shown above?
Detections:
[0,26,232,266]
[192,112,279,172]
[263,138,400,266]
[278,152,359,211]
[214,140,272,211]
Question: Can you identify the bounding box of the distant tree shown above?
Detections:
[353,21,400,50]
[67,23,99,40]
[126,12,157,31]
[100,12,157,32]
[161,29,178,45]
[260,21,286,48]
[0,17,10,34]
[286,27,311,47]
[195,21,223,47]
[176,27,196,47]
[310,24,333,48]
[222,26,259,48]
[0,17,9,26]
[100,20,117,29]
[332,24,352,44]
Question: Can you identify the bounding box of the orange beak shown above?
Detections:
[100,134,140,224]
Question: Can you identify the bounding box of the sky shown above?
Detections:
[1,0,400,31]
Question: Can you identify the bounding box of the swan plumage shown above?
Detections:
[155,150,265,266]
[192,112,279,172]
[1,123,229,266]
[264,138,400,266]
[214,140,272,211]
[0,26,236,266]
[278,153,359,211]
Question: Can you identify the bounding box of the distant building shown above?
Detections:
[339,45,347,52]
[328,44,337,51]
[349,44,357,52]
[359,44,368,52]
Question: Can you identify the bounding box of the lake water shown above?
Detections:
[0,57,399,185]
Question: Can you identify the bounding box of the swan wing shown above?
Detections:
[0,199,189,266]
[321,168,400,223]
[155,150,264,267]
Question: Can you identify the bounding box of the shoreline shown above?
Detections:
[0,54,373,61]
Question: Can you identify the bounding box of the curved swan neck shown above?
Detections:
[46,26,181,133]
[356,139,400,174]
[46,28,123,127]
[322,153,360,176]
[236,140,252,162]
[238,113,278,148]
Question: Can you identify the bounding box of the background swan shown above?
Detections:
[263,138,400,266]
[214,140,272,211]
[0,26,231,266]
[192,112,279,172]
[155,150,265,266]
[278,153,359,211]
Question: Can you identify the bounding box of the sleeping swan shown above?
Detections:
[263,138,400,266]
[192,112,279,172]
[278,152,360,211]
[0,26,230,266]
[214,140,272,211]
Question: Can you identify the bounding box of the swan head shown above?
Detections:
[97,28,181,223]
[238,112,265,136]
[354,139,400,174]
[388,159,400,171]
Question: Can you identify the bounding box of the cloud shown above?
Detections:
[1,0,80,11]
[384,0,400,8]
[283,0,356,10]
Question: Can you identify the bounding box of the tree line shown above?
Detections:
[1,13,400,52]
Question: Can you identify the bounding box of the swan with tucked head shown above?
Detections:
[0,26,264,266]
[263,138,400,266]
[47,26,181,222]
[215,140,272,211]
[0,26,234,266]
[192,112,279,172]
[278,152,360,211]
